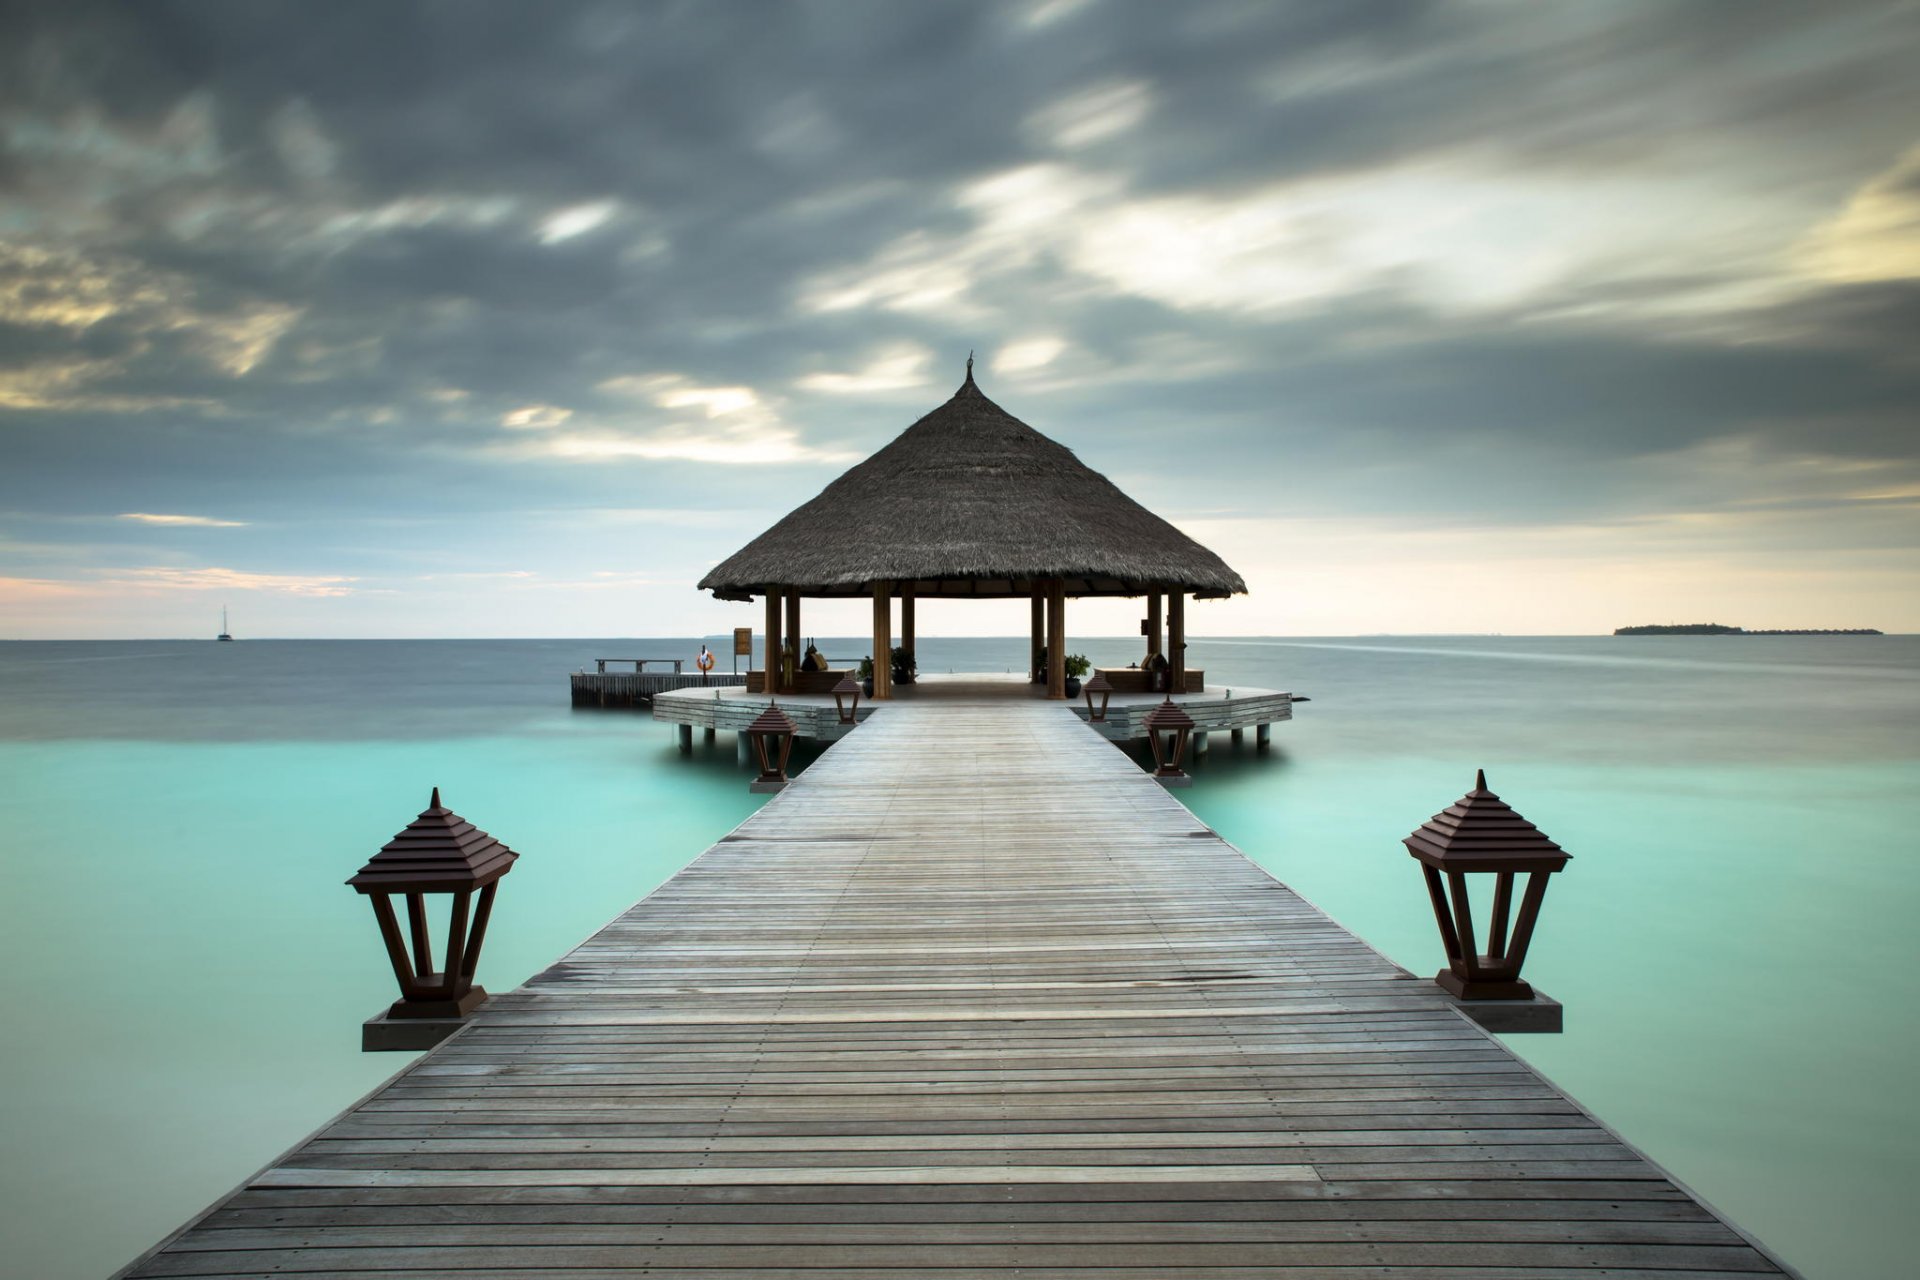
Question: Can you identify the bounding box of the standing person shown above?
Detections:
[696,644,715,685]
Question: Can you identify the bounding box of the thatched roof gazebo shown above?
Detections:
[701,362,1246,699]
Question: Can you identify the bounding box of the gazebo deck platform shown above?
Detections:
[652,671,1295,745]
[122,698,1786,1278]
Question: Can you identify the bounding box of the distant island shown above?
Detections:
[1614,624,1883,636]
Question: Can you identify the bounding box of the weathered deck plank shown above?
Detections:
[121,697,1788,1277]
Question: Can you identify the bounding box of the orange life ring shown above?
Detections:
[696,650,714,672]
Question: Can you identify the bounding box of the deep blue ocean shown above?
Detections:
[2,635,1915,1278]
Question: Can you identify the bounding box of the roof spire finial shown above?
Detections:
[1474,768,1487,794]
[430,785,442,811]
[965,350,974,383]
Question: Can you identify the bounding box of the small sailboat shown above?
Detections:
[217,607,234,642]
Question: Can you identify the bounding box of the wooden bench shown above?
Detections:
[746,668,856,695]
[1096,666,1204,694]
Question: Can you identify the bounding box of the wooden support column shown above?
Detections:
[1146,592,1163,661]
[1046,580,1066,700]
[1030,591,1045,683]
[1168,591,1186,694]
[870,580,893,700]
[763,590,782,695]
[784,592,801,689]
[901,591,915,674]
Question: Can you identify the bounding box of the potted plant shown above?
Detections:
[890,645,916,686]
[858,655,875,698]
[1063,653,1090,699]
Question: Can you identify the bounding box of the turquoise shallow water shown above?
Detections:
[1,636,1915,1278]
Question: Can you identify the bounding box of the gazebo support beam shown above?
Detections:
[784,592,801,690]
[871,580,893,700]
[763,589,782,695]
[901,591,915,671]
[1046,579,1066,700]
[1169,591,1187,693]
[1029,591,1044,683]
[1146,592,1163,661]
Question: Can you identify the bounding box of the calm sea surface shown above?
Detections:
[1,636,1915,1278]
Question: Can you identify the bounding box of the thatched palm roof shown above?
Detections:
[701,371,1247,601]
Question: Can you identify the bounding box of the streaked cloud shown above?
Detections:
[1800,146,1920,284]
[500,404,573,430]
[105,567,356,597]
[527,425,858,467]
[795,345,934,394]
[992,337,1065,374]
[514,374,866,465]
[1027,80,1153,149]
[117,513,247,528]
[539,200,618,244]
[0,566,355,602]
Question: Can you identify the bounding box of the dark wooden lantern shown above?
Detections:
[832,674,862,725]
[746,700,798,793]
[1083,672,1113,722]
[347,788,518,1020]
[1143,696,1195,785]
[1405,770,1571,1001]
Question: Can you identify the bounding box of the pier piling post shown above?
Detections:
[736,732,750,767]
[1194,730,1209,758]
[1256,722,1271,749]
[1231,727,1243,746]
[703,727,715,745]
[677,724,693,754]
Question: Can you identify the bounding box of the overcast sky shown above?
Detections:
[3,0,1917,638]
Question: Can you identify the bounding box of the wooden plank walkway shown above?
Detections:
[124,697,1789,1277]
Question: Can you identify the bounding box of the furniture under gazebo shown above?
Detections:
[699,362,1247,699]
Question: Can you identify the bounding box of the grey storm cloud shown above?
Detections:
[1,0,1917,561]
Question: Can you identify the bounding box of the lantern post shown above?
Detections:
[1404,769,1570,1032]
[746,700,798,793]
[832,673,862,726]
[1143,696,1195,787]
[1082,672,1113,723]
[348,787,519,1051]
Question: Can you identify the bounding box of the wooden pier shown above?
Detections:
[122,695,1788,1277]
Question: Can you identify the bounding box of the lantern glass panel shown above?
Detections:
[1158,726,1191,773]
[366,884,498,1018]
[832,676,861,725]
[1083,675,1112,722]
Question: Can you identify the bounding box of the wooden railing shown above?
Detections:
[594,657,683,674]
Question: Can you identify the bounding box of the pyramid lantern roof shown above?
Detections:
[346,788,519,895]
[1403,770,1571,874]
